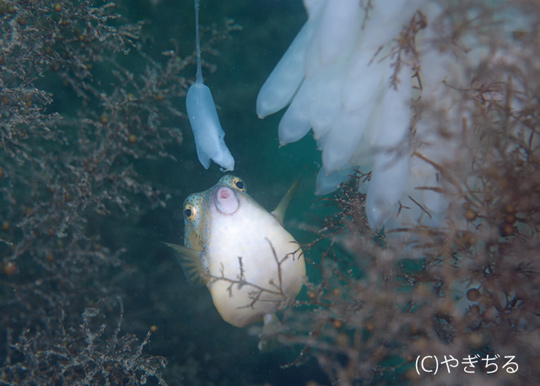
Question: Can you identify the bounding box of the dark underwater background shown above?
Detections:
[0,0,335,384]
[121,0,333,382]
[127,1,333,384]
[1,0,539,385]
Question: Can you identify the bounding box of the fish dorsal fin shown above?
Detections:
[163,242,207,287]
[271,177,301,225]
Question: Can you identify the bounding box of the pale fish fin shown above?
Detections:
[258,313,282,352]
[271,176,301,225]
[163,242,207,287]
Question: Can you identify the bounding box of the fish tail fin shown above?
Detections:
[258,313,282,352]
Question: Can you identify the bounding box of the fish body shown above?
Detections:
[172,175,305,328]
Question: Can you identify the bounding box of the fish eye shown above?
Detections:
[232,177,245,191]
[183,204,197,221]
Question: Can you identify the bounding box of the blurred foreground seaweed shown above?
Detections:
[254,2,540,385]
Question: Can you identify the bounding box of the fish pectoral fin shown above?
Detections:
[271,176,302,225]
[162,242,207,287]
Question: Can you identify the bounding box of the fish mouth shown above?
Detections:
[213,185,239,214]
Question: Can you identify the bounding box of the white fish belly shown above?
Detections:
[206,203,305,327]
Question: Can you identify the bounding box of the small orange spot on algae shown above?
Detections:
[468,305,481,316]
[3,261,17,276]
[468,332,484,347]
[501,223,514,236]
[464,209,477,222]
[365,319,375,332]
[505,213,516,224]
[466,288,480,302]
[505,204,516,214]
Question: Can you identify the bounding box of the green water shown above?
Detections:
[11,1,539,385]
[101,0,331,384]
